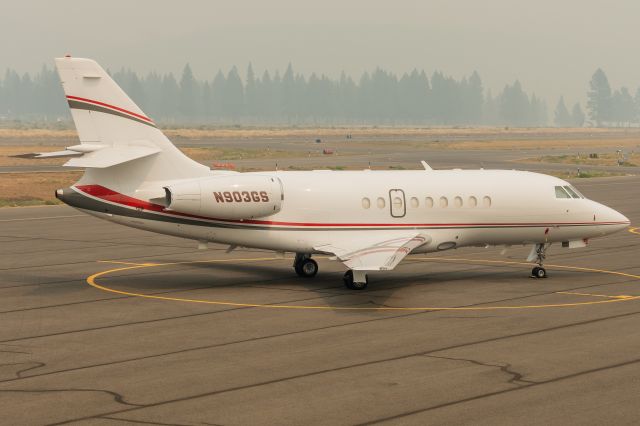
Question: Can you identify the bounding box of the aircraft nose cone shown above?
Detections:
[603,206,630,233]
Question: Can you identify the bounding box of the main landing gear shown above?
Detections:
[293,253,368,290]
[530,243,549,279]
[343,270,368,290]
[293,253,318,278]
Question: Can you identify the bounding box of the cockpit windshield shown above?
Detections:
[555,186,571,198]
[555,185,586,199]
[568,185,585,198]
[563,186,580,198]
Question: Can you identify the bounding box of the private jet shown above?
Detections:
[27,57,630,289]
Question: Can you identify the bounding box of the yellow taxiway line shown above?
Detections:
[86,254,640,312]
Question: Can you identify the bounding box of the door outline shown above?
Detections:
[389,189,406,218]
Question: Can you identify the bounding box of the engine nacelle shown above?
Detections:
[165,174,283,220]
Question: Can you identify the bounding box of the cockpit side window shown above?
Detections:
[563,186,580,199]
[555,186,571,198]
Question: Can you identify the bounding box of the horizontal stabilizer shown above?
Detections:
[12,142,159,168]
[12,150,82,159]
[12,143,107,159]
[63,145,160,168]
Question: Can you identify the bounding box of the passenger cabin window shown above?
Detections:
[392,197,403,210]
[555,186,571,199]
[439,196,448,208]
[425,197,434,208]
[377,197,386,209]
[468,196,477,207]
[454,196,463,208]
[362,197,371,209]
[482,196,492,207]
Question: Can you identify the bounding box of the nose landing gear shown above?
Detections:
[293,253,318,278]
[530,243,549,279]
[531,266,547,279]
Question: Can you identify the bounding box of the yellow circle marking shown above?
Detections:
[86,256,640,311]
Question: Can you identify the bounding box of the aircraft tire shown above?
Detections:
[531,266,547,279]
[343,270,368,290]
[296,258,318,278]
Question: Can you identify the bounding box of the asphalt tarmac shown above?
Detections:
[3,131,640,175]
[1,175,639,425]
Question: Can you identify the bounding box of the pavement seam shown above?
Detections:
[357,357,640,425]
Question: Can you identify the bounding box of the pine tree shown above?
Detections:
[499,81,530,126]
[272,70,283,121]
[357,72,373,121]
[245,63,258,119]
[530,94,547,126]
[586,68,612,126]
[431,71,459,124]
[143,72,163,120]
[201,81,212,121]
[211,70,226,119]
[224,66,244,120]
[571,103,585,127]
[3,69,21,117]
[370,68,398,123]
[467,71,484,124]
[610,87,635,126]
[160,73,179,122]
[482,90,500,125]
[179,64,198,121]
[256,70,273,121]
[554,96,571,127]
[281,63,296,121]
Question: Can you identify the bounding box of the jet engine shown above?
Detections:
[164,174,283,220]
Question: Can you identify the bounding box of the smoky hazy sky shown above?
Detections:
[2,0,640,106]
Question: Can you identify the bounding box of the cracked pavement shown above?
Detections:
[1,171,639,424]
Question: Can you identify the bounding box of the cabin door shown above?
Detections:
[389,189,406,218]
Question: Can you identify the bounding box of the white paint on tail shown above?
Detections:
[55,57,209,186]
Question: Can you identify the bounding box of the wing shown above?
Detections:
[315,232,430,271]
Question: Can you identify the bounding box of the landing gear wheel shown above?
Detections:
[295,258,318,278]
[531,266,547,279]
[343,270,368,290]
[529,243,550,279]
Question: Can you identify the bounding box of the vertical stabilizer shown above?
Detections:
[55,56,208,183]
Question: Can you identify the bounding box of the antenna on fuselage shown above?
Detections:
[420,160,432,171]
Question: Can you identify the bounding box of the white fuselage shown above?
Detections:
[73,169,630,254]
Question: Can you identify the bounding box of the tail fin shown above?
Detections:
[55,56,208,181]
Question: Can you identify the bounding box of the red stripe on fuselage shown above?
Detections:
[74,184,630,229]
[66,96,154,123]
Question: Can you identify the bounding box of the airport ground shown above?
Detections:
[1,128,640,424]
[1,126,640,207]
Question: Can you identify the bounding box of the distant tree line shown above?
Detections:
[0,63,552,126]
[552,68,640,128]
[4,63,637,127]
[582,68,640,127]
